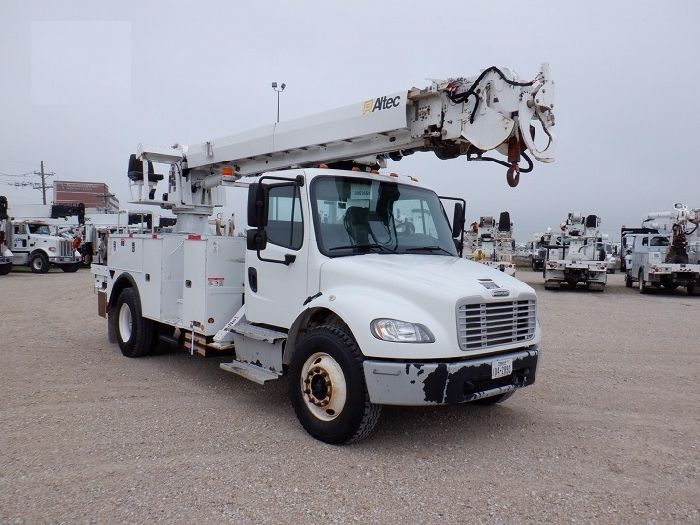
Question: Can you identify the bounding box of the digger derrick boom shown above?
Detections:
[134,63,555,199]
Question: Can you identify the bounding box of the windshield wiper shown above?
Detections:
[405,246,454,256]
[328,244,395,253]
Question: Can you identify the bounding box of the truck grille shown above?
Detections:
[60,239,73,257]
[457,297,536,350]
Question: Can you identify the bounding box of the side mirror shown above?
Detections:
[246,228,268,251]
[247,183,269,228]
[452,202,465,238]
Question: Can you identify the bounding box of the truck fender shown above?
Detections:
[285,285,449,362]
[284,306,351,366]
[107,272,140,312]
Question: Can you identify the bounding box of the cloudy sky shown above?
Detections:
[1,0,698,241]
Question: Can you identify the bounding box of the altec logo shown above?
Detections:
[363,95,401,114]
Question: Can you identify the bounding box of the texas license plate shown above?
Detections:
[491,359,513,379]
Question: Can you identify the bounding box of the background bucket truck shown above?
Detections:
[543,213,608,291]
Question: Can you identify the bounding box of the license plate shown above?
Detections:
[491,359,513,379]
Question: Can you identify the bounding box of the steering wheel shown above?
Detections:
[395,220,415,236]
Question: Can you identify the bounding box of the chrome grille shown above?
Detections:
[457,297,536,350]
[60,239,72,257]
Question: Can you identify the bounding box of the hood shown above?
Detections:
[319,254,532,301]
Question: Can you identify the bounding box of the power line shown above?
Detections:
[0,162,55,203]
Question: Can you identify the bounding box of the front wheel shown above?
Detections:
[289,325,381,445]
[30,253,50,274]
[0,263,11,275]
[111,287,153,358]
[60,263,81,273]
[625,272,633,288]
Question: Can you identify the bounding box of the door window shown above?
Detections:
[266,184,303,250]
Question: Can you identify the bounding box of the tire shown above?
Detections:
[83,253,93,266]
[0,263,11,275]
[30,252,50,274]
[625,272,633,288]
[60,263,81,273]
[688,285,696,296]
[112,287,153,358]
[288,325,382,445]
[531,260,537,272]
[471,390,515,406]
[639,270,649,294]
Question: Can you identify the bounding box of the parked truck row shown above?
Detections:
[0,197,83,274]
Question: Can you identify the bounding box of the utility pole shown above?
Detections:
[40,161,46,204]
[33,161,54,204]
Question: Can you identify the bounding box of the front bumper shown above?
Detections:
[362,346,539,406]
[49,255,80,264]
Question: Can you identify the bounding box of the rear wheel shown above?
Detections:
[625,272,633,287]
[289,325,381,445]
[112,287,153,358]
[30,253,49,274]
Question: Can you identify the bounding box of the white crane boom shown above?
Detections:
[130,63,556,216]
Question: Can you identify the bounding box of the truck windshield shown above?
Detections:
[311,176,457,257]
[28,224,51,235]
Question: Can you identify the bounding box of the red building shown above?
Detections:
[53,181,119,213]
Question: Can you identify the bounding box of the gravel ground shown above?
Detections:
[0,267,698,524]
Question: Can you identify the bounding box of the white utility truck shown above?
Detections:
[5,202,83,273]
[93,64,556,444]
[0,196,12,275]
[462,212,516,276]
[543,213,608,291]
[624,203,700,295]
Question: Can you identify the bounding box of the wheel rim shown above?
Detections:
[300,352,347,422]
[118,302,133,342]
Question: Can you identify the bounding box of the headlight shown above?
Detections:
[48,247,56,252]
[370,319,434,343]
